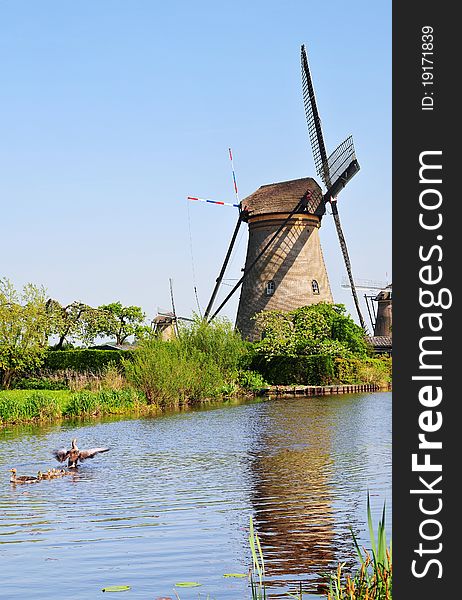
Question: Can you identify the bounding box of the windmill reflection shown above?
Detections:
[249,399,338,592]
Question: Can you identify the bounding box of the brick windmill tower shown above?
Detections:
[202,46,366,340]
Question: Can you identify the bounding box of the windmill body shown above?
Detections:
[373,285,392,337]
[202,45,365,338]
[235,178,333,340]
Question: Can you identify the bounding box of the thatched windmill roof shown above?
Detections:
[241,177,323,216]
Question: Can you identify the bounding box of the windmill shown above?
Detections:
[341,277,392,336]
[194,46,365,340]
[151,279,193,340]
[300,44,366,330]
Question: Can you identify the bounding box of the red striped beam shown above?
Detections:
[187,196,240,208]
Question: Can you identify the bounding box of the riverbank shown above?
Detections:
[0,383,390,426]
[0,389,158,425]
[262,382,391,397]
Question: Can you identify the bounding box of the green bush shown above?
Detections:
[12,376,68,390]
[237,369,268,392]
[124,338,225,405]
[125,317,248,405]
[335,356,392,386]
[179,316,247,377]
[254,303,370,360]
[250,354,334,385]
[44,349,132,373]
[250,354,391,386]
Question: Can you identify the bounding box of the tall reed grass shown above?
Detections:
[249,516,266,600]
[326,494,392,600]
[62,389,142,417]
[0,391,65,422]
[0,388,146,423]
[124,317,249,405]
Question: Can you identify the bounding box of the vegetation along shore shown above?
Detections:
[1,278,391,425]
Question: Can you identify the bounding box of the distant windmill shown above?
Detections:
[189,46,365,340]
[151,279,193,340]
[341,277,392,336]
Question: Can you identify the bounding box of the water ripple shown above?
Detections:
[0,393,391,598]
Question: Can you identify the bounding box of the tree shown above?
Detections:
[46,299,100,349]
[254,303,369,360]
[90,302,147,345]
[0,278,51,388]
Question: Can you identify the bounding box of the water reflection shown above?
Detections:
[248,395,391,595]
[0,393,391,600]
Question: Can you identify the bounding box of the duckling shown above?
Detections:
[53,438,110,468]
[9,468,39,484]
[59,468,74,476]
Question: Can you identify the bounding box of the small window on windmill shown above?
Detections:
[312,279,320,295]
[265,281,275,296]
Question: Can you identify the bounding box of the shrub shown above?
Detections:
[44,349,132,373]
[179,316,247,377]
[125,317,248,405]
[335,357,392,386]
[237,370,268,392]
[250,354,335,385]
[250,355,391,386]
[124,338,225,405]
[254,303,370,360]
[12,376,68,390]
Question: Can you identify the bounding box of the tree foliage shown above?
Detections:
[90,302,148,345]
[0,278,51,388]
[46,299,101,349]
[254,303,369,360]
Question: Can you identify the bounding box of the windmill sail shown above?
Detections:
[323,135,360,200]
[301,45,329,185]
[301,44,366,331]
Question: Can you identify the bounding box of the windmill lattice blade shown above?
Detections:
[301,45,330,187]
[325,136,359,189]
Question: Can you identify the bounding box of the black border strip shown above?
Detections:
[393,3,456,597]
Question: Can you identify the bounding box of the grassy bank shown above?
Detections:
[1,312,392,425]
[0,388,155,425]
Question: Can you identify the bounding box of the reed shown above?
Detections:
[249,516,266,600]
[124,318,247,406]
[326,494,392,600]
[62,389,144,417]
[0,390,71,423]
[0,388,145,423]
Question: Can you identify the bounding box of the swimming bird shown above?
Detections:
[9,468,39,484]
[52,438,110,468]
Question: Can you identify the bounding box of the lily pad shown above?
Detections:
[174,582,202,588]
[223,573,247,578]
[102,585,131,592]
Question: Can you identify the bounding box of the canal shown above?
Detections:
[0,392,391,599]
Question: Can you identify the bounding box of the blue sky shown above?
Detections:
[0,1,391,328]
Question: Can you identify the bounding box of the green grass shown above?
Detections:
[0,388,149,424]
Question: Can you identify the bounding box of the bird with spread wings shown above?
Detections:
[53,438,110,468]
